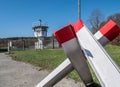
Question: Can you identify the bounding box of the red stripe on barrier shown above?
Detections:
[100,20,120,41]
[54,25,76,44]
[74,19,84,33]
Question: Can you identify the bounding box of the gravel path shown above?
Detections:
[0,53,85,87]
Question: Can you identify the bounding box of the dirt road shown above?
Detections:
[0,53,84,87]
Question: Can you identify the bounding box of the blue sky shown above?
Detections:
[0,0,120,38]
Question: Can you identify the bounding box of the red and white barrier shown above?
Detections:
[74,19,120,87]
[36,20,120,87]
[54,25,94,86]
[94,20,120,46]
[36,25,93,87]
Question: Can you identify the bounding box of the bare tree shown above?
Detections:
[87,10,105,34]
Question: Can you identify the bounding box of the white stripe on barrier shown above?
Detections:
[94,30,103,40]
[94,31,110,46]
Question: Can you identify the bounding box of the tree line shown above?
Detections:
[0,36,58,49]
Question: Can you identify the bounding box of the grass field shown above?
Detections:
[10,49,66,70]
[10,45,120,84]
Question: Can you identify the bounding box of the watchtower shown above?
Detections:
[32,20,48,49]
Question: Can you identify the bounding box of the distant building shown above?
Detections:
[32,20,48,49]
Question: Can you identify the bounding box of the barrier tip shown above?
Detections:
[74,19,84,33]
[54,25,76,44]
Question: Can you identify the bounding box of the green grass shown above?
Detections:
[105,45,120,67]
[10,45,120,84]
[10,49,66,70]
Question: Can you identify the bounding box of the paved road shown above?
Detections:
[0,53,84,87]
